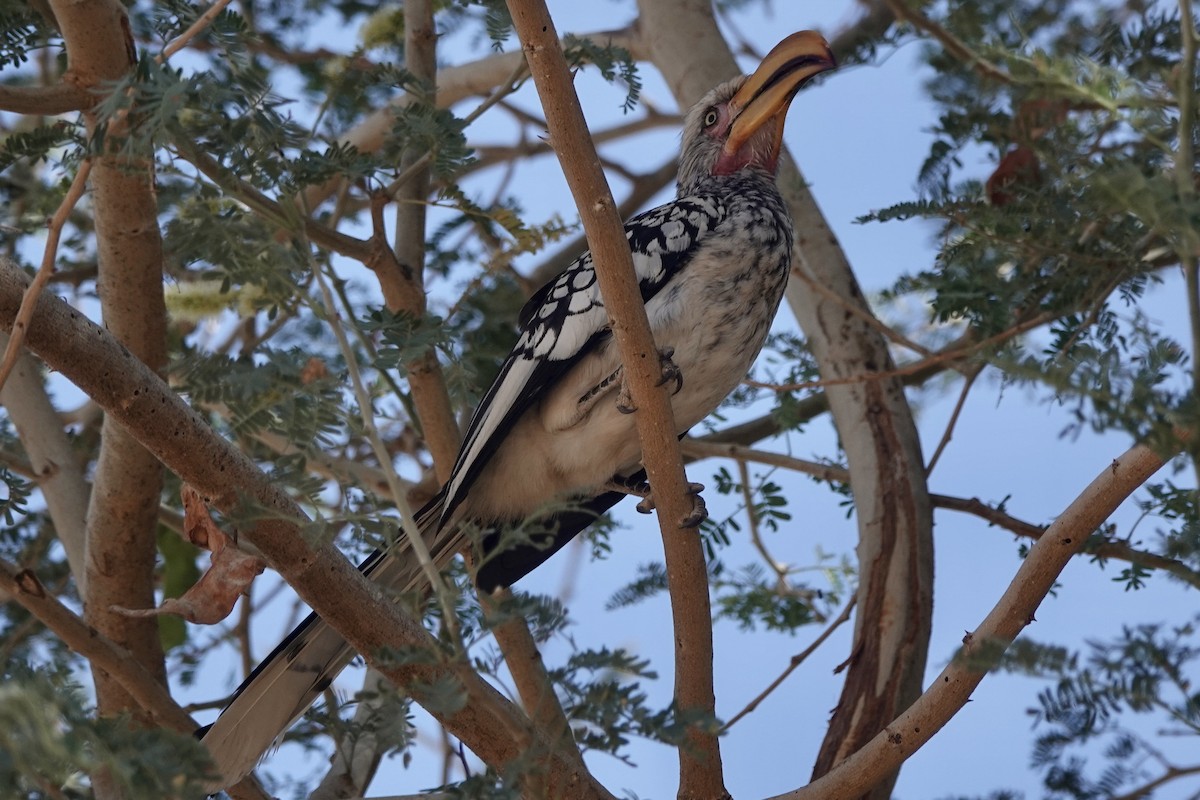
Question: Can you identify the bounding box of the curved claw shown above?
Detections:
[615,346,684,414]
[678,495,707,528]
[655,346,683,395]
[632,481,706,525]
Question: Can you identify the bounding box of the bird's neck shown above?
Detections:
[679,167,778,198]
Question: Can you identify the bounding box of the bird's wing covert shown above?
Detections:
[440,194,725,525]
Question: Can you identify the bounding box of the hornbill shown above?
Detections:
[200,30,835,789]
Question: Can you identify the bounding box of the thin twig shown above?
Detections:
[678,438,850,483]
[721,596,856,732]
[1108,764,1200,800]
[177,142,373,260]
[737,458,788,586]
[160,0,235,62]
[789,266,939,362]
[930,493,1200,590]
[925,364,982,475]
[308,256,461,645]
[383,58,531,199]
[882,0,1011,84]
[467,111,677,180]
[236,590,253,679]
[0,160,92,393]
[745,309,1058,394]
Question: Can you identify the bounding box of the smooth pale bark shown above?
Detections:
[0,340,90,592]
[47,0,170,739]
[636,3,932,798]
[0,257,616,800]
[770,442,1171,800]
[386,0,461,481]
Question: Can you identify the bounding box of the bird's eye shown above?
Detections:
[702,107,719,128]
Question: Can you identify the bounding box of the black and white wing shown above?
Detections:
[439,194,727,526]
[199,194,726,791]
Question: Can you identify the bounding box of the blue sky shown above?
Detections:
[139,2,1197,797]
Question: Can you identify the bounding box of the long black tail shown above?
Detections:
[199,486,627,791]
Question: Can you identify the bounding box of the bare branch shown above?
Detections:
[0,338,90,591]
[679,439,849,484]
[771,441,1176,800]
[0,258,615,799]
[504,3,726,796]
[721,596,856,732]
[1108,763,1200,800]
[159,0,234,61]
[931,493,1200,590]
[882,0,1011,83]
[925,364,982,475]
[482,585,585,789]
[380,0,461,481]
[0,160,91,393]
[0,83,94,114]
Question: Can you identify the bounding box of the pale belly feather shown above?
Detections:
[461,244,782,524]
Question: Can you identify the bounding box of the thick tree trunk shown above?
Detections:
[0,343,90,591]
[786,206,933,793]
[636,4,933,797]
[48,0,169,741]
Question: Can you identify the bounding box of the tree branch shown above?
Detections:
[310,669,391,800]
[0,558,194,732]
[930,493,1200,590]
[770,441,1175,799]
[0,82,95,114]
[882,0,1011,83]
[504,3,726,797]
[0,258,615,799]
[299,26,645,212]
[47,0,171,745]
[0,557,272,800]
[0,339,91,592]
[678,439,849,484]
[720,596,856,732]
[677,443,1200,592]
[0,159,91,393]
[382,0,460,481]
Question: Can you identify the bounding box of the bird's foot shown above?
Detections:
[615,346,683,414]
[606,478,707,528]
[655,345,683,392]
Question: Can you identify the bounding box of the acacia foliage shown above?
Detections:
[0,0,1197,798]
